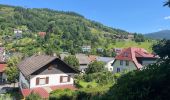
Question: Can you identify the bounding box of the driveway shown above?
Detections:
[0,83,18,94]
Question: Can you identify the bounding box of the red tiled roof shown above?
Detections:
[38,32,46,37]
[32,87,49,98]
[21,88,49,99]
[21,89,31,97]
[21,85,77,99]
[0,64,6,72]
[115,47,157,69]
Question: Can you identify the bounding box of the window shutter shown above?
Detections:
[60,76,63,83]
[68,75,71,82]
[46,77,49,84]
[36,77,39,85]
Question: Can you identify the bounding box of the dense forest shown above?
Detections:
[0,4,150,56]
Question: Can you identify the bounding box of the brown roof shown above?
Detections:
[76,54,90,65]
[18,55,79,79]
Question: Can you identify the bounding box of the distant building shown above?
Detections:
[38,32,46,38]
[97,48,104,53]
[112,47,158,73]
[76,54,90,73]
[14,29,22,39]
[0,47,7,84]
[127,34,134,40]
[96,57,114,72]
[14,29,22,34]
[113,48,122,55]
[82,46,91,52]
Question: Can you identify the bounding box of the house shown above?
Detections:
[112,47,157,73]
[96,57,115,72]
[127,34,134,40]
[113,48,122,55]
[14,29,22,39]
[18,55,79,99]
[0,47,7,84]
[82,45,91,52]
[97,48,104,53]
[76,54,90,73]
[38,32,46,38]
[0,64,6,84]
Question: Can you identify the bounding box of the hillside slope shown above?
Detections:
[0,4,154,56]
[145,30,170,40]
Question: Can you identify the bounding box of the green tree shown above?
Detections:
[5,56,20,86]
[104,39,170,100]
[164,0,170,7]
[64,55,79,70]
[86,61,105,74]
[153,39,170,59]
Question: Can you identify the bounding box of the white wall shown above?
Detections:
[30,73,74,88]
[112,60,137,73]
[19,72,29,89]
[105,60,114,72]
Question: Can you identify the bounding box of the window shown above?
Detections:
[60,75,71,83]
[120,60,123,65]
[39,78,46,85]
[117,68,120,73]
[36,77,49,85]
[124,52,128,57]
[126,61,129,66]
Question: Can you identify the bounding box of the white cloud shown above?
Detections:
[164,16,170,20]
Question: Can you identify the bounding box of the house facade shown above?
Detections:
[96,57,115,72]
[0,47,7,84]
[18,55,79,98]
[112,47,157,73]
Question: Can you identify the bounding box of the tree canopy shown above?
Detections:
[64,55,79,70]
[103,39,170,100]
[86,61,105,74]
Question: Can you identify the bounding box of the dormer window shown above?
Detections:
[124,52,128,57]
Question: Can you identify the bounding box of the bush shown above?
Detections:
[50,89,77,100]
[26,92,42,100]
[86,84,93,88]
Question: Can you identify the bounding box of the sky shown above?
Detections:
[0,0,170,34]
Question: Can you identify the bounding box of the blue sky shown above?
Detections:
[0,0,170,33]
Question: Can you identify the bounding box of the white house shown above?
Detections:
[112,47,158,73]
[96,57,114,72]
[18,55,79,98]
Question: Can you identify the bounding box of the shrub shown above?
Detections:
[49,89,76,100]
[26,92,42,100]
[86,84,93,88]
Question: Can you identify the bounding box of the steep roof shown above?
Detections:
[76,54,90,65]
[115,47,157,69]
[0,64,6,72]
[18,55,79,79]
[96,57,114,63]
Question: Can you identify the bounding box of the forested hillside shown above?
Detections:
[0,4,153,56]
[145,30,170,40]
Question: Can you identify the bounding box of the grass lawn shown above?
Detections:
[78,80,98,88]
[108,40,156,52]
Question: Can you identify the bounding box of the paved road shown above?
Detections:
[0,83,18,94]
